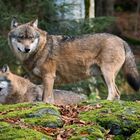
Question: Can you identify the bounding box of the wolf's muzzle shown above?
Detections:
[24,48,30,53]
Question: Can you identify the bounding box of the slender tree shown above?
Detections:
[85,0,95,18]
[89,0,95,18]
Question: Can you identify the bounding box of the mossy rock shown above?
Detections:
[0,121,52,140]
[65,124,105,140]
[0,102,63,128]
[129,129,140,140]
[79,100,140,137]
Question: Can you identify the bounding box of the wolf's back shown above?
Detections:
[123,42,140,91]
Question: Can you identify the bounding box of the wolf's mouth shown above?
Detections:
[17,47,29,53]
[17,47,22,52]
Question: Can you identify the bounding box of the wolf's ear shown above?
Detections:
[30,19,38,28]
[2,64,10,73]
[11,17,18,29]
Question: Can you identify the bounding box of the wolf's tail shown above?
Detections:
[123,41,140,91]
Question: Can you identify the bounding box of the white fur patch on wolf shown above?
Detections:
[29,38,39,52]
[33,67,41,77]
[0,81,9,96]
[0,81,9,89]
[0,81,9,103]
[11,38,25,52]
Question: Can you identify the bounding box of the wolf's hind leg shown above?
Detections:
[101,68,120,100]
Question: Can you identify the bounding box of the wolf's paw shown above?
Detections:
[43,97,55,104]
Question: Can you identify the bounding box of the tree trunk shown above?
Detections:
[85,0,95,18]
[106,0,115,16]
[89,0,95,18]
[95,0,104,16]
[55,0,85,20]
[95,0,114,17]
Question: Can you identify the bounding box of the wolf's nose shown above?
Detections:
[0,88,2,91]
[24,48,30,53]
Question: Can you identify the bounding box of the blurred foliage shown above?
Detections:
[0,0,57,36]
[114,0,137,12]
[46,16,116,35]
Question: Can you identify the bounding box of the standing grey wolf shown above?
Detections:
[8,18,140,103]
[0,65,86,104]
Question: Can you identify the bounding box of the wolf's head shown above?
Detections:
[8,18,41,60]
[0,64,10,80]
[0,65,12,103]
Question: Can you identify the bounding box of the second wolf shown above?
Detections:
[0,65,86,104]
[8,18,140,103]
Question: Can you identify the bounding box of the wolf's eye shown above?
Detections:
[29,37,34,43]
[17,39,21,43]
[19,35,24,39]
[31,38,34,43]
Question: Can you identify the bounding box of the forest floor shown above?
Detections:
[0,100,140,140]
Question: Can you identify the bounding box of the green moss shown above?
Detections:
[65,124,104,140]
[0,121,52,140]
[80,100,140,135]
[0,103,63,139]
[1,100,140,139]
[0,102,63,128]
[114,135,125,140]
[24,115,63,128]
[0,102,60,119]
[130,129,140,140]
[0,102,38,113]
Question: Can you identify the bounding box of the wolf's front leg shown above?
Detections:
[42,74,55,104]
[41,60,56,104]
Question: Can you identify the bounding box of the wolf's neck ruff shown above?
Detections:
[23,34,52,73]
